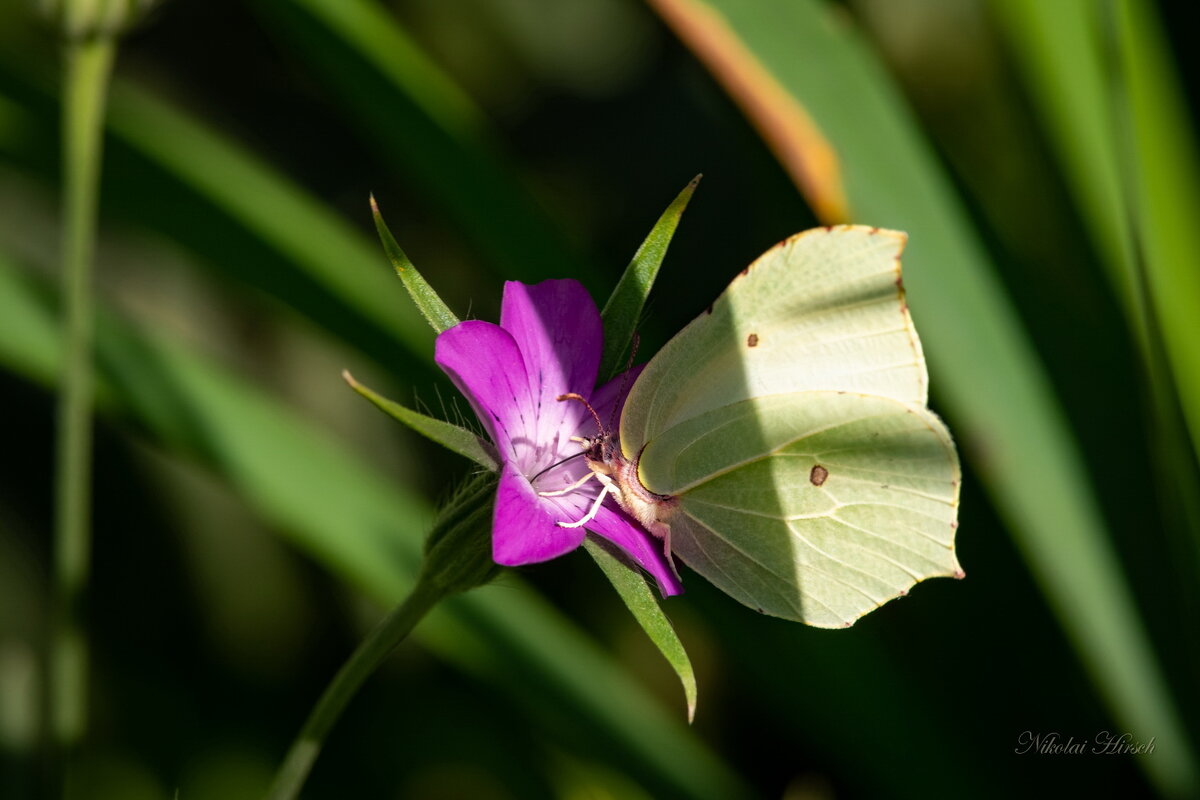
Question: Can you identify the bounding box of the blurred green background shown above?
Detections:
[2,0,1199,797]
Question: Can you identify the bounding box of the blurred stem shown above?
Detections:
[265,393,497,798]
[50,33,115,786]
[264,574,448,800]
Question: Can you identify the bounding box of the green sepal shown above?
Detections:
[343,370,498,470]
[583,537,697,723]
[598,176,700,381]
[371,194,460,334]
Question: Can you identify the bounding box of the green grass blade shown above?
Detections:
[342,369,496,471]
[988,0,1137,310]
[1115,0,1200,469]
[0,61,441,384]
[100,79,435,359]
[0,253,744,800]
[583,538,697,723]
[249,0,593,285]
[370,194,460,334]
[648,0,1196,794]
[429,585,742,799]
[599,175,700,381]
[993,0,1200,738]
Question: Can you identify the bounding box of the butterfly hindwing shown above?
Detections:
[637,392,961,627]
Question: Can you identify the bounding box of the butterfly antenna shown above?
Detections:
[529,449,587,482]
[558,392,605,435]
[608,332,641,432]
[531,390,605,484]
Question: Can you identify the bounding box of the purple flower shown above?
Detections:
[434,279,683,596]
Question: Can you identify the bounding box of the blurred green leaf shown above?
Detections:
[343,369,497,471]
[371,194,460,334]
[0,56,434,383]
[599,175,700,381]
[103,79,436,359]
[249,0,595,286]
[992,0,1200,733]
[988,1,1137,312]
[583,537,697,723]
[0,253,745,800]
[648,0,1196,794]
[1114,0,1200,472]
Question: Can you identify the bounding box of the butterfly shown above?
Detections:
[564,225,962,627]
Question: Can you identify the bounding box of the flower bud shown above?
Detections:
[420,472,501,595]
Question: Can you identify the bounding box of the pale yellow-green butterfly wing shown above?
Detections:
[620,226,927,453]
[638,392,961,627]
[623,227,961,626]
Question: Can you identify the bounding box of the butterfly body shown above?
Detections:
[585,437,677,534]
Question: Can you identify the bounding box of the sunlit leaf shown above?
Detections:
[370,194,460,335]
[599,175,700,381]
[583,537,697,723]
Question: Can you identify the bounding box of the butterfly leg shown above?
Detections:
[557,475,615,529]
[536,470,597,498]
[649,519,683,584]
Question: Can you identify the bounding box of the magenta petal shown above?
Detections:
[583,364,646,439]
[493,461,587,565]
[500,280,603,441]
[588,504,685,596]
[435,320,535,461]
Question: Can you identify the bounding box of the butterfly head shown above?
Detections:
[557,391,621,469]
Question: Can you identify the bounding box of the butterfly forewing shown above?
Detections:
[620,226,927,457]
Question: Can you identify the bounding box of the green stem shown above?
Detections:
[50,33,115,782]
[264,574,449,800]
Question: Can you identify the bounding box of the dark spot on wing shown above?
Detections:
[869,226,880,235]
[705,303,714,315]
[810,464,829,486]
[747,333,759,347]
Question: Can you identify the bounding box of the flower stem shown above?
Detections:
[49,32,115,789]
[264,575,449,800]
